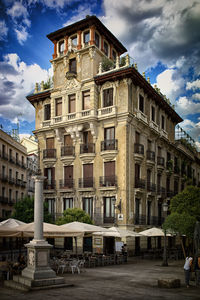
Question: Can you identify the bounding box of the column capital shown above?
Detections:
[33,175,46,182]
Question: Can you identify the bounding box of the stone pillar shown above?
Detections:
[52,40,57,59]
[77,31,82,50]
[64,36,68,54]
[90,25,95,45]
[33,176,45,241]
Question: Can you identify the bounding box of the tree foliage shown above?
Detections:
[56,208,93,225]
[101,57,114,72]
[12,196,53,223]
[163,186,200,238]
[43,77,52,90]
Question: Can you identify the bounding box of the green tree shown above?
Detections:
[12,196,53,223]
[56,208,93,225]
[163,186,200,256]
[43,77,52,89]
[101,57,114,72]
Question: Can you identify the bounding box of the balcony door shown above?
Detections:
[46,137,54,149]
[44,167,55,188]
[83,164,93,187]
[64,166,73,188]
[104,127,115,150]
[64,135,73,146]
[104,161,115,186]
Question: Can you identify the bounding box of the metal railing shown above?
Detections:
[135,178,146,189]
[80,143,95,154]
[104,216,115,224]
[157,156,165,166]
[99,176,117,187]
[61,146,75,156]
[146,150,155,161]
[79,177,94,188]
[134,143,144,154]
[59,179,74,189]
[43,149,56,159]
[43,180,56,190]
[147,181,156,192]
[101,139,118,151]
[0,196,8,204]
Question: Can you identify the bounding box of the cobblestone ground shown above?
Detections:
[0,258,199,300]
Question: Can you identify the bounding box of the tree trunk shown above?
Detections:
[180,236,186,259]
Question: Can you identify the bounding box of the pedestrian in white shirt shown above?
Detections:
[184,256,193,288]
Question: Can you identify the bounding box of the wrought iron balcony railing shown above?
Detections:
[99,176,117,187]
[80,143,95,154]
[146,150,155,161]
[79,177,94,188]
[134,143,144,154]
[135,178,146,189]
[43,149,56,159]
[157,156,165,166]
[43,180,56,190]
[101,139,118,151]
[61,146,75,156]
[59,179,74,189]
[147,181,156,192]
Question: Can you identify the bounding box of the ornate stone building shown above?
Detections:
[27,15,200,230]
[0,129,27,220]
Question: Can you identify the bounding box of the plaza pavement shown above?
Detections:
[0,257,199,300]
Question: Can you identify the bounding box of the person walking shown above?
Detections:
[184,255,193,288]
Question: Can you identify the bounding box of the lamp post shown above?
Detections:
[162,202,168,266]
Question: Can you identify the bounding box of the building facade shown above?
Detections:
[21,136,38,197]
[27,15,200,229]
[0,129,27,220]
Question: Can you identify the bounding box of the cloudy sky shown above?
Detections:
[0,0,200,147]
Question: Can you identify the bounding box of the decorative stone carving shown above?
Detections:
[89,47,96,59]
[64,78,81,91]
[90,122,97,140]
[54,128,64,144]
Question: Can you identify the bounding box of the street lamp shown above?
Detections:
[162,202,168,266]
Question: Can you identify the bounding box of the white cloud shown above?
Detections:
[176,96,200,116]
[192,93,200,101]
[0,53,51,123]
[14,26,29,45]
[0,20,8,41]
[155,68,184,103]
[43,0,75,9]
[7,2,28,19]
[186,79,200,91]
[63,5,92,27]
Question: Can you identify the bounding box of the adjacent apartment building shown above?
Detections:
[27,15,200,229]
[0,129,27,220]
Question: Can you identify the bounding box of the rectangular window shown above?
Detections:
[63,198,73,210]
[104,41,109,56]
[104,127,115,140]
[139,95,144,112]
[9,149,12,160]
[151,106,155,122]
[83,197,93,217]
[16,191,18,202]
[84,31,90,44]
[104,161,115,186]
[9,169,12,179]
[59,40,64,54]
[9,189,12,201]
[44,104,51,120]
[69,58,76,73]
[104,197,115,219]
[46,198,55,214]
[82,90,90,110]
[71,35,77,46]
[55,98,62,116]
[95,32,99,48]
[112,50,117,62]
[68,94,76,113]
[46,137,54,149]
[83,164,93,187]
[103,88,113,107]
[161,115,165,130]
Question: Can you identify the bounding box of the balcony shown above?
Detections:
[0,174,8,183]
[134,143,144,163]
[135,178,146,189]
[160,129,168,140]
[157,187,166,198]
[21,181,26,188]
[146,150,155,168]
[15,179,21,186]
[28,186,35,193]
[79,177,94,189]
[149,120,159,133]
[98,106,117,117]
[16,160,21,167]
[99,176,117,188]
[157,156,165,172]
[0,196,8,204]
[44,180,56,190]
[21,162,26,169]
[8,177,15,185]
[43,149,56,159]
[9,156,16,164]
[147,181,156,192]
[80,143,95,154]
[136,110,148,124]
[134,214,146,225]
[59,179,74,189]
[166,190,174,198]
[100,139,118,160]
[1,153,8,161]
[104,216,115,224]
[8,199,15,206]
[101,139,118,151]
[61,146,75,156]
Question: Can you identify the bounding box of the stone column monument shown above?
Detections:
[6,175,66,290]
